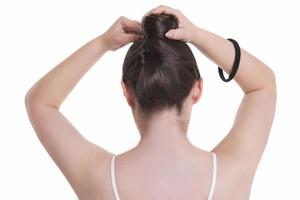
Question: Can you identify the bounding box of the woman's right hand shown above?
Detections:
[143,5,199,43]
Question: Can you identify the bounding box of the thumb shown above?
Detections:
[165,29,185,40]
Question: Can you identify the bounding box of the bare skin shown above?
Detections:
[25,5,277,200]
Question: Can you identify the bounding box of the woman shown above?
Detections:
[25,5,276,200]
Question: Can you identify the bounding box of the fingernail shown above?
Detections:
[165,32,173,38]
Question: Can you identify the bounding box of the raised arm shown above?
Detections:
[147,5,277,182]
[24,16,142,198]
[191,27,276,173]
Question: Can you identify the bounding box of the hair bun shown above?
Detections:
[142,14,178,40]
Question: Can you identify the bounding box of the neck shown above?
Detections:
[134,108,193,154]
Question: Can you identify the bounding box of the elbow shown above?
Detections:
[24,90,33,111]
[25,92,35,118]
[260,66,277,91]
[25,94,49,118]
[24,92,39,113]
[268,68,276,84]
[25,92,60,111]
[25,90,44,111]
[266,69,277,93]
[244,67,277,95]
[262,69,277,101]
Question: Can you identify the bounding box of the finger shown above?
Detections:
[142,6,159,19]
[149,5,178,16]
[119,16,142,34]
[142,5,171,21]
[141,5,181,24]
[144,5,172,15]
[165,28,185,41]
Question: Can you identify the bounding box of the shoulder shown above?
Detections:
[74,149,114,199]
[213,151,253,199]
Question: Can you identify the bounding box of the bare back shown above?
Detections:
[85,147,252,200]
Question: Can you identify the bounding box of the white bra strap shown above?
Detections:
[111,156,121,200]
[207,152,217,200]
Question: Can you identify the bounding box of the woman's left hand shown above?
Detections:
[100,16,142,51]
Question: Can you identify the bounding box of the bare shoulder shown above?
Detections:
[212,151,253,199]
[74,148,114,200]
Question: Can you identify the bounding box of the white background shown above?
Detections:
[1,0,299,199]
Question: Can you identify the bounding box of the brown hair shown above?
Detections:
[122,13,201,117]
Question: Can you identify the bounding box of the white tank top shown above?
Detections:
[110,152,217,200]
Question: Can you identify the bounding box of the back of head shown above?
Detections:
[122,13,201,118]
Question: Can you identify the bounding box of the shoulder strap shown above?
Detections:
[111,156,121,200]
[207,152,217,200]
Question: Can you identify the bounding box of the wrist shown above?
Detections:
[96,34,111,52]
[190,26,206,46]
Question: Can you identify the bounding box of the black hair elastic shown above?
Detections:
[218,38,241,82]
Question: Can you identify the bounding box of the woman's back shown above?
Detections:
[93,147,250,200]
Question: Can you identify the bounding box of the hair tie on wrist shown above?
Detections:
[218,38,241,82]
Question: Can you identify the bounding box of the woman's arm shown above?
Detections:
[24,16,141,198]
[25,16,141,109]
[191,27,276,94]
[148,5,277,183]
[192,26,277,176]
